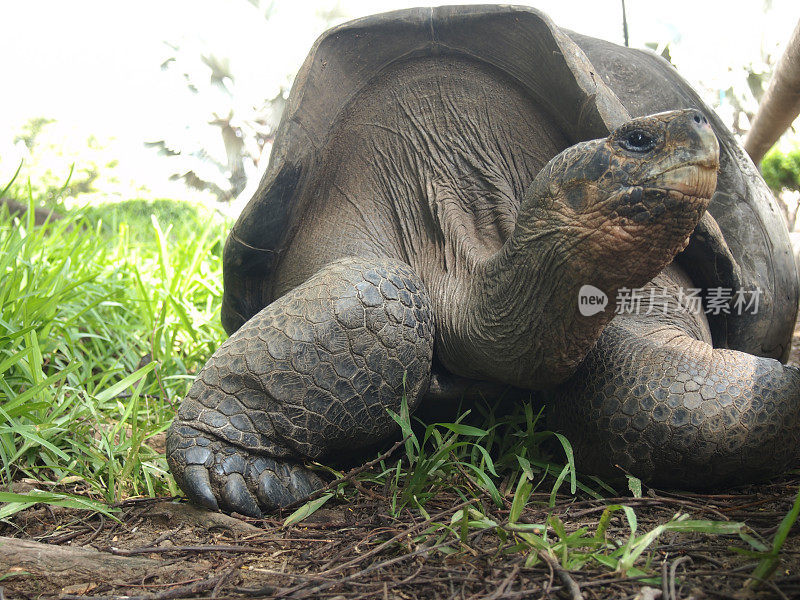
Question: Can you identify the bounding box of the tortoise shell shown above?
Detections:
[222,5,798,361]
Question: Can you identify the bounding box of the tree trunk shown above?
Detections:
[744,19,800,164]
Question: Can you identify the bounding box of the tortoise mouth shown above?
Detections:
[644,164,718,200]
[610,181,710,225]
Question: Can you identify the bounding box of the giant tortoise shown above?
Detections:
[166,5,800,517]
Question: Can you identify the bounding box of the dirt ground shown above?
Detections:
[2,481,800,600]
[1,322,800,599]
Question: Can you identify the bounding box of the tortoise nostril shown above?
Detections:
[690,111,710,127]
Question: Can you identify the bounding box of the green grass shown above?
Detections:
[297,395,767,581]
[0,194,229,506]
[80,198,224,246]
[1,186,798,590]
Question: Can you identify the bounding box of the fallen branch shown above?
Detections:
[110,543,269,556]
[144,500,260,535]
[0,536,173,584]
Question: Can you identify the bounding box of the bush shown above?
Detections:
[761,147,800,193]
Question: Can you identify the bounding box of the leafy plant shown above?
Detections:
[761,146,800,229]
[762,147,800,194]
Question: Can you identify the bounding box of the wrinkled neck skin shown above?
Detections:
[437,145,708,390]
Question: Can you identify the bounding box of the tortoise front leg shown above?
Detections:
[167,257,434,516]
[548,268,800,488]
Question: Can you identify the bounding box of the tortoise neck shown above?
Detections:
[433,202,620,390]
[479,216,619,389]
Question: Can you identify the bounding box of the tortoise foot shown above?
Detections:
[167,423,324,517]
[167,257,435,514]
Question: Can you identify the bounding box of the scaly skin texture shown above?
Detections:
[167,257,433,516]
[549,265,800,488]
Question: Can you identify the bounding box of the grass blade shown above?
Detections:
[283,493,334,527]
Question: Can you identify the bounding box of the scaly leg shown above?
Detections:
[549,267,800,488]
[167,257,434,515]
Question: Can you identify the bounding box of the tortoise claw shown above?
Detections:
[168,423,324,514]
[222,473,262,518]
[183,465,219,511]
[289,468,323,498]
[257,470,295,510]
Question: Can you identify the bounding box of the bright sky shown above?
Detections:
[1,0,797,204]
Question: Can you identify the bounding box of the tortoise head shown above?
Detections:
[525,108,719,283]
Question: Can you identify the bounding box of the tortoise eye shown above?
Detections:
[619,130,657,152]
